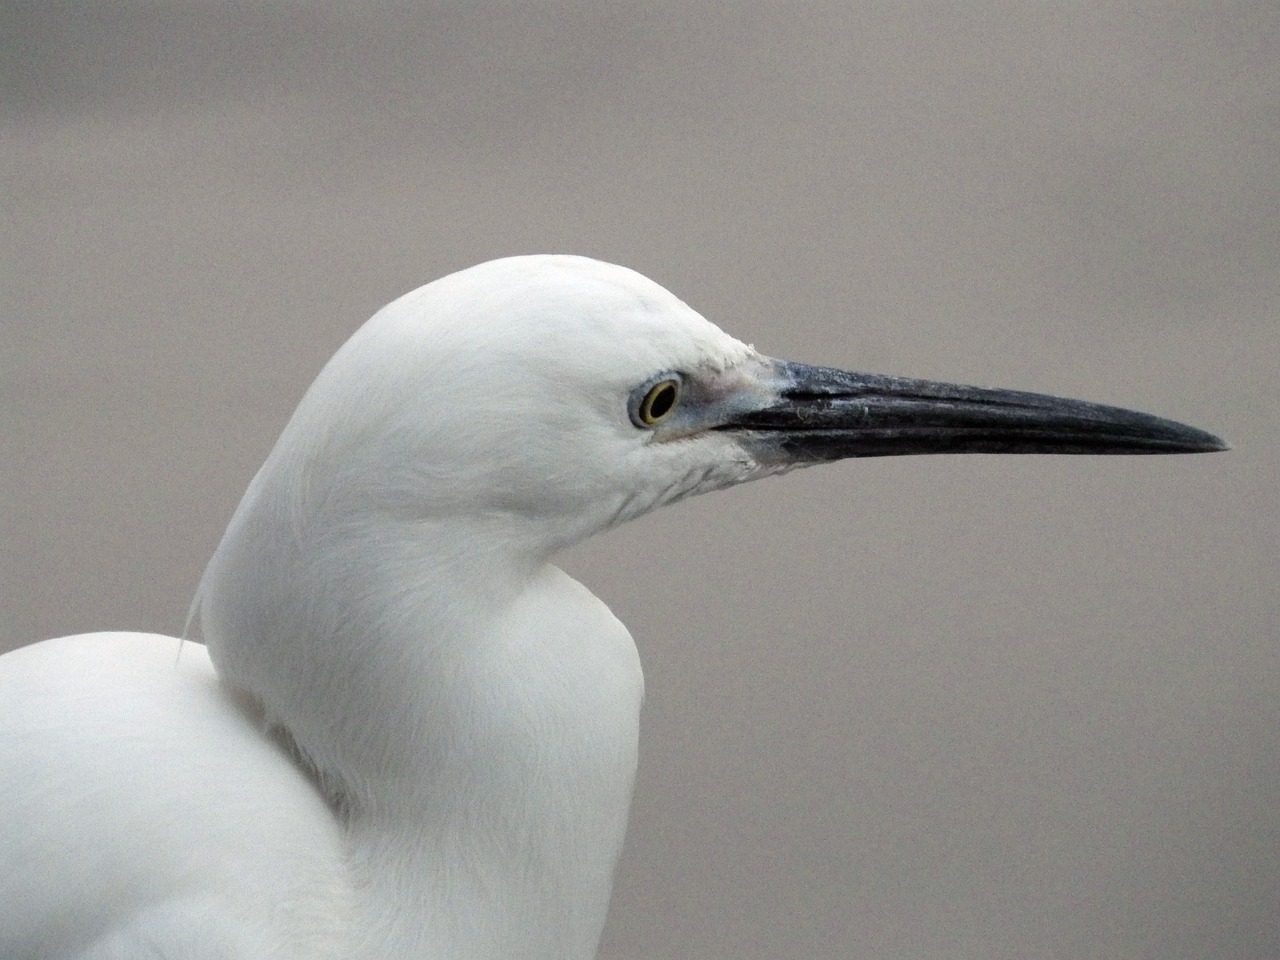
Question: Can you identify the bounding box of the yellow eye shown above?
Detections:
[635,378,680,426]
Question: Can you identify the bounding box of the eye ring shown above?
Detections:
[631,376,681,427]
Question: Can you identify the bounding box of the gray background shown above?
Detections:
[4,3,1278,958]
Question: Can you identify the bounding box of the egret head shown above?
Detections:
[197,254,1226,799]
[263,255,1225,560]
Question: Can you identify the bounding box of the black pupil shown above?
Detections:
[647,383,676,420]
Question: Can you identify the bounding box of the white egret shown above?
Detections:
[0,256,1225,959]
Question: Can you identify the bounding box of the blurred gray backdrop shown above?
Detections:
[4,3,1278,958]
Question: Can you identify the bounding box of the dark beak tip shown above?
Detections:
[1169,423,1231,454]
[1204,434,1232,453]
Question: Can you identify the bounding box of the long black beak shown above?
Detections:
[723,360,1228,461]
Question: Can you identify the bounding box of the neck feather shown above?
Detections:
[197,488,643,959]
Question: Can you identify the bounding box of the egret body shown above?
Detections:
[0,256,1225,959]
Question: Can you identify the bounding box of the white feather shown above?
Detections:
[1,256,768,959]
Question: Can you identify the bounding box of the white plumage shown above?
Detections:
[0,256,1224,959]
